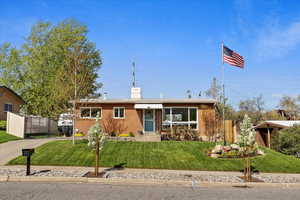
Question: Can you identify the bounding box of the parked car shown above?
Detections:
[58,113,73,137]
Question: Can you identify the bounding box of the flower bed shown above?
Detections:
[209,144,264,159]
[106,136,136,141]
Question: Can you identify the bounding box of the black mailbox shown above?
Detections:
[22,149,35,157]
[22,148,35,176]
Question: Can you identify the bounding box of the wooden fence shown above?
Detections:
[6,112,58,138]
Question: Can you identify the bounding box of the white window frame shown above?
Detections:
[4,103,13,112]
[162,107,198,130]
[80,107,102,119]
[143,109,156,132]
[113,107,125,119]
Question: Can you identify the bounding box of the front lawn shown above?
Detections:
[0,130,21,144]
[8,140,300,173]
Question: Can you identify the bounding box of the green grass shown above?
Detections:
[8,140,300,173]
[0,130,21,144]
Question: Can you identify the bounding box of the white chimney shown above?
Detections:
[160,93,164,99]
[131,87,142,99]
[103,92,108,100]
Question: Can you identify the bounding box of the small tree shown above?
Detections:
[238,114,257,181]
[87,113,106,176]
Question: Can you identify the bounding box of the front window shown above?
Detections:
[4,103,13,112]
[113,107,125,119]
[162,107,198,130]
[80,107,102,119]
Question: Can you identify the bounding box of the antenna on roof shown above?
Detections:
[186,90,192,99]
[131,61,142,99]
[132,61,136,87]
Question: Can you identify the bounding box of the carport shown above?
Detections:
[254,120,300,148]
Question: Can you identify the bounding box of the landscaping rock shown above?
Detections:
[212,145,223,154]
[257,149,265,155]
[1,167,300,184]
[230,144,240,150]
[223,146,231,152]
[210,153,219,158]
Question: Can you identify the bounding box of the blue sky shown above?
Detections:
[1,0,300,109]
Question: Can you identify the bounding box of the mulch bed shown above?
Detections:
[237,176,264,182]
[83,171,107,178]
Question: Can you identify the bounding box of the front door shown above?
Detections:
[144,110,155,132]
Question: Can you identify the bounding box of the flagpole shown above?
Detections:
[221,42,226,145]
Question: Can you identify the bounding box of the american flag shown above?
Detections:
[223,45,244,68]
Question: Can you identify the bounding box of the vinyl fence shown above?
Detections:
[6,112,58,138]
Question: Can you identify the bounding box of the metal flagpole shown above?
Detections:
[72,59,77,145]
[221,42,226,145]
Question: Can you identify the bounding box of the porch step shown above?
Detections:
[135,133,161,142]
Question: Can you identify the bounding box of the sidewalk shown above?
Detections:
[1,165,300,187]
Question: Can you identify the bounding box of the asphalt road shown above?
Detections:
[0,182,300,200]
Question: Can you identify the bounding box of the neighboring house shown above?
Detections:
[0,86,24,120]
[74,88,216,140]
[254,120,300,148]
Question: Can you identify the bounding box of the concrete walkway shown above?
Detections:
[0,138,66,165]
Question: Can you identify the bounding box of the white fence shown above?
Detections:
[6,112,58,138]
[6,112,25,138]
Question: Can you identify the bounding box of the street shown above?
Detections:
[0,182,299,200]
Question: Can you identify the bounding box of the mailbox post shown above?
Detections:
[22,149,35,176]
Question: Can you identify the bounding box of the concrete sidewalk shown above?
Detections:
[0,138,67,165]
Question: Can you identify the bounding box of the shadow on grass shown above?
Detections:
[105,162,127,171]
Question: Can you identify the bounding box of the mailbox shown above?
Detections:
[22,148,35,176]
[22,149,35,157]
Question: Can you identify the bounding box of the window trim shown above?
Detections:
[162,107,198,130]
[113,107,125,119]
[4,103,13,112]
[80,107,102,119]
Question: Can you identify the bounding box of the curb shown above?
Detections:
[1,175,300,188]
[0,176,8,182]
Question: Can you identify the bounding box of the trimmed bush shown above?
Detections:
[0,121,6,130]
[272,125,300,156]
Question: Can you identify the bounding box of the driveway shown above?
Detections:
[0,138,66,165]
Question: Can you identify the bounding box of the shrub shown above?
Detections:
[272,125,300,156]
[0,121,6,130]
[162,126,199,141]
[129,132,135,137]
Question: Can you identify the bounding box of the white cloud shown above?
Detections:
[272,93,298,98]
[256,20,300,59]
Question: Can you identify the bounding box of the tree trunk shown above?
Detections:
[95,135,99,176]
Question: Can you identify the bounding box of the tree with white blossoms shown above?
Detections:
[238,114,257,152]
[87,112,106,176]
[238,114,257,181]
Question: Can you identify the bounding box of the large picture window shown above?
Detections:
[162,107,197,130]
[80,107,102,119]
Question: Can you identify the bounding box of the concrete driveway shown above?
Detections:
[0,138,66,165]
